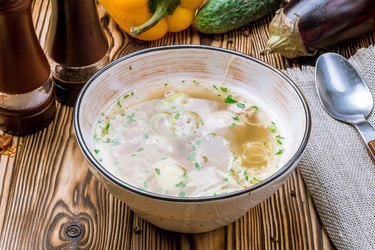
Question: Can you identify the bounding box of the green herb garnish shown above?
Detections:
[229,123,236,129]
[116,100,122,108]
[275,148,285,155]
[237,103,246,109]
[155,168,161,175]
[194,163,201,169]
[225,95,238,104]
[243,170,249,181]
[143,133,149,139]
[102,123,110,134]
[175,181,186,188]
[250,105,260,111]
[187,152,196,161]
[178,191,186,198]
[233,116,240,121]
[221,87,228,92]
[250,177,262,184]
[127,113,136,122]
[94,149,100,154]
[276,135,285,145]
[268,122,277,133]
[213,85,219,90]
[174,113,181,119]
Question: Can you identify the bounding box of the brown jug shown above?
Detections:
[0,0,55,135]
[46,0,109,106]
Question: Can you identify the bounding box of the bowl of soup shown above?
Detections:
[74,45,311,233]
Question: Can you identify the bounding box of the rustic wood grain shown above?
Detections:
[1,1,374,249]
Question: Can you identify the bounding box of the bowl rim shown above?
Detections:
[74,44,311,202]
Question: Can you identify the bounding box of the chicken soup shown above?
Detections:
[92,80,286,197]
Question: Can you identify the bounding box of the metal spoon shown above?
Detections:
[315,52,375,160]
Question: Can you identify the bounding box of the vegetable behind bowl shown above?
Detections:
[194,0,283,34]
[262,0,375,58]
[99,0,204,41]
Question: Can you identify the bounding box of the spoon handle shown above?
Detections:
[354,121,375,160]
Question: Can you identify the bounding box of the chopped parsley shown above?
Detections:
[102,123,110,134]
[221,87,228,92]
[250,177,262,184]
[192,80,199,85]
[137,147,144,152]
[155,168,161,175]
[243,170,249,181]
[224,95,238,104]
[223,178,228,182]
[194,162,201,169]
[94,149,100,154]
[187,151,196,161]
[127,113,136,122]
[250,105,260,111]
[123,92,134,99]
[175,181,186,188]
[116,100,122,108]
[232,116,240,121]
[213,85,219,90]
[174,113,180,119]
[178,191,186,198]
[237,103,246,109]
[268,122,277,133]
[143,133,149,139]
[276,148,285,155]
[229,123,236,129]
[276,135,285,145]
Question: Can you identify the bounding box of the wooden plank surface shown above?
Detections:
[1,1,374,249]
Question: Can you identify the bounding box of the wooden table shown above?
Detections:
[1,1,374,249]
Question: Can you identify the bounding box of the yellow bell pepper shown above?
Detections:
[99,0,204,41]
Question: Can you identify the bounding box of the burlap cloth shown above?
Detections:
[283,46,375,249]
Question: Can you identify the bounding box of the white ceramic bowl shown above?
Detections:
[74,45,311,233]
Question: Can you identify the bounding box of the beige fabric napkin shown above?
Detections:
[283,46,375,250]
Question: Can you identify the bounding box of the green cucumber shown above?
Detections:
[194,0,283,34]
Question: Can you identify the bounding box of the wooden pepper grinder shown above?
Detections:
[0,0,56,135]
[46,0,109,106]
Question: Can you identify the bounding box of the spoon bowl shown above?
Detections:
[316,52,375,160]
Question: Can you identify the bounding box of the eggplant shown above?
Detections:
[263,0,375,58]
